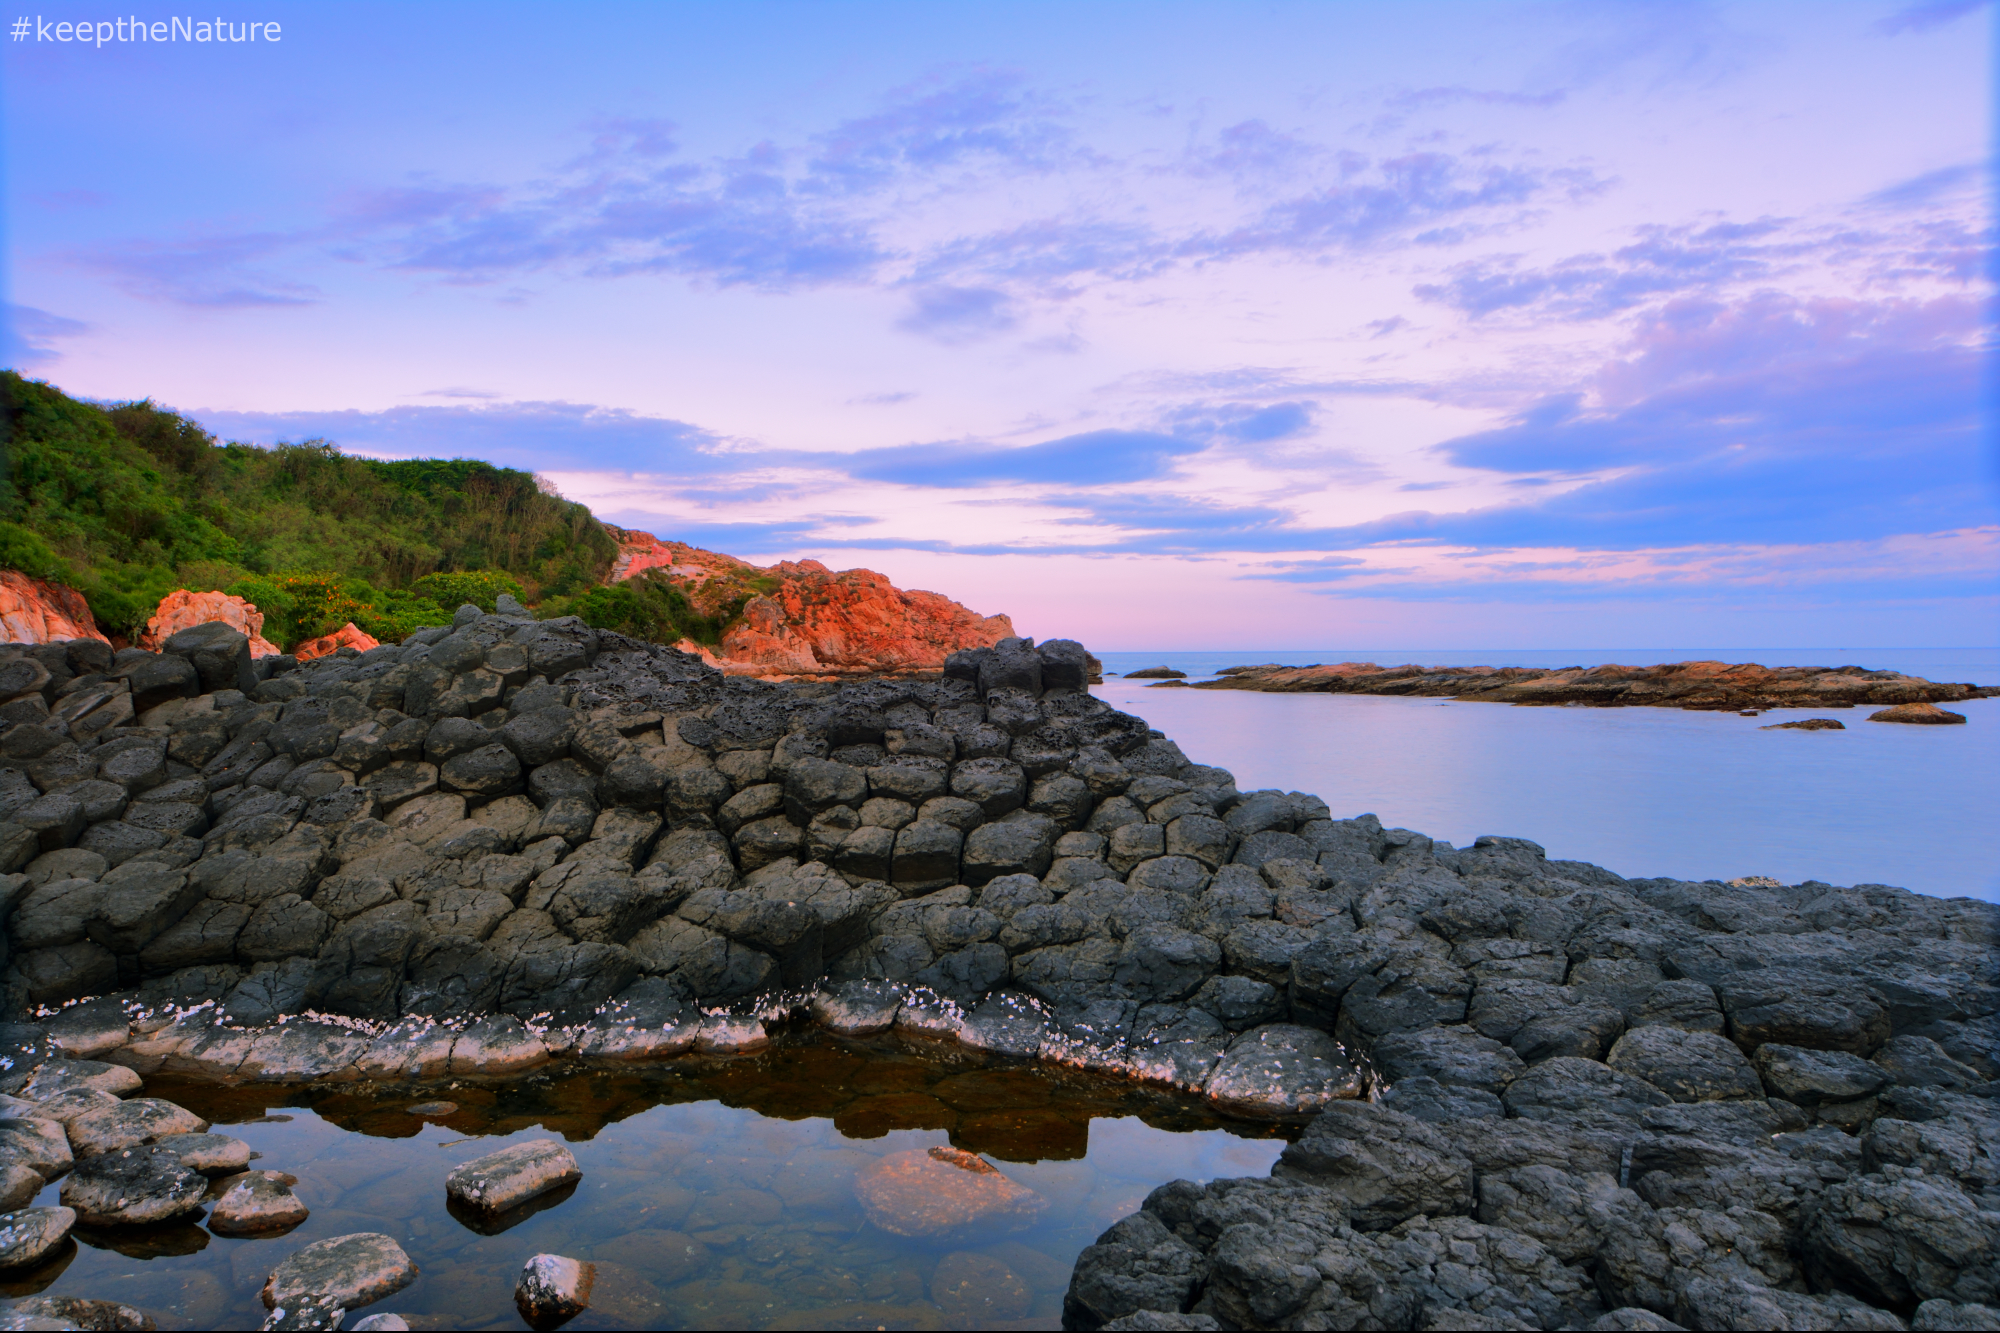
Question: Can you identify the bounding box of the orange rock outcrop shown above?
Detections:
[605,527,1014,678]
[0,571,110,645]
[140,590,283,657]
[293,622,380,661]
[853,1146,1045,1236]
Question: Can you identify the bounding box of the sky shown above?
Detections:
[3,0,1994,650]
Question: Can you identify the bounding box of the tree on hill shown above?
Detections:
[0,372,619,645]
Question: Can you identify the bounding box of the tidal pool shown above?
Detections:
[7,1029,1291,1330]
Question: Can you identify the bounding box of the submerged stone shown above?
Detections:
[854,1145,1045,1237]
[445,1139,582,1216]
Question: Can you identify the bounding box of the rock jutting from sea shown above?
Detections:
[1182,658,1996,712]
[0,607,1993,1331]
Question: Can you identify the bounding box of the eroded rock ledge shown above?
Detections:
[0,611,1994,1331]
[1182,659,1997,711]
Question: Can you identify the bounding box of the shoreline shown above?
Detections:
[0,620,1994,1329]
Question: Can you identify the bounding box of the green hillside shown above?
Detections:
[0,371,626,647]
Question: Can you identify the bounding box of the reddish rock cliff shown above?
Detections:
[140,589,282,657]
[0,571,110,646]
[293,622,380,661]
[606,527,1014,678]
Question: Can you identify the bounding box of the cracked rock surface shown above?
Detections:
[1,620,1995,1331]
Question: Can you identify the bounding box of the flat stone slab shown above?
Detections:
[0,1296,155,1329]
[210,1170,309,1236]
[854,1146,1045,1237]
[154,1131,251,1176]
[577,1004,699,1062]
[261,1232,418,1316]
[59,1142,209,1225]
[19,1059,142,1102]
[810,981,904,1036]
[0,1205,75,1271]
[66,1097,208,1158]
[448,1016,550,1077]
[445,1139,581,1215]
[21,1086,123,1128]
[0,1117,73,1181]
[1203,1024,1365,1119]
[694,1015,769,1054]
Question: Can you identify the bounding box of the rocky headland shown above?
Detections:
[605,526,1019,679]
[0,611,1991,1329]
[1181,659,1996,713]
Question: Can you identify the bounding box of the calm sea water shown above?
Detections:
[16,1033,1288,1330]
[1093,648,2000,903]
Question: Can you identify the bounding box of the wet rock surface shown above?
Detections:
[0,621,1992,1329]
[259,1231,417,1318]
[444,1139,582,1216]
[514,1252,595,1328]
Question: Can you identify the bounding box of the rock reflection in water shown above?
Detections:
[19,1029,1288,1330]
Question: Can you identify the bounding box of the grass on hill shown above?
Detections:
[0,371,634,647]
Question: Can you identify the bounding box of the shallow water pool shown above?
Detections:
[9,1030,1291,1329]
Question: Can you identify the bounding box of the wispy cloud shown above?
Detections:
[62,71,1610,317]
[1874,0,1993,36]
[2,305,91,366]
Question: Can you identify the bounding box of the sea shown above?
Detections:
[1088,648,2000,904]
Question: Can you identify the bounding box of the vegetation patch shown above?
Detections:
[0,372,618,646]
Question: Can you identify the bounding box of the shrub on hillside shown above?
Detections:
[0,521,71,583]
[548,570,745,646]
[0,372,621,634]
[410,569,525,614]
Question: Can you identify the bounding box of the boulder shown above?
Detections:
[1607,1025,1765,1102]
[1204,1024,1363,1119]
[210,1169,310,1235]
[142,589,282,656]
[516,1253,596,1328]
[1272,1100,1475,1228]
[261,1232,418,1316]
[59,1140,208,1224]
[0,1204,75,1271]
[1754,1043,1894,1107]
[445,1139,581,1215]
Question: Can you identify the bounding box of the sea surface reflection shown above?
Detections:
[13,1031,1290,1330]
[1092,653,1999,901]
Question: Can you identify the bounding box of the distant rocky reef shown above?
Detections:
[1176,658,1996,712]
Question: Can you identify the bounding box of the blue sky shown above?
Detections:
[3,0,1993,649]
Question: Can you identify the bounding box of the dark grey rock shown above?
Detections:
[950,757,1027,818]
[1805,1171,2000,1309]
[1272,1099,1473,1228]
[1754,1043,1894,1107]
[1608,1025,1766,1102]
[1504,1056,1674,1123]
[1715,967,1891,1055]
[59,1141,208,1224]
